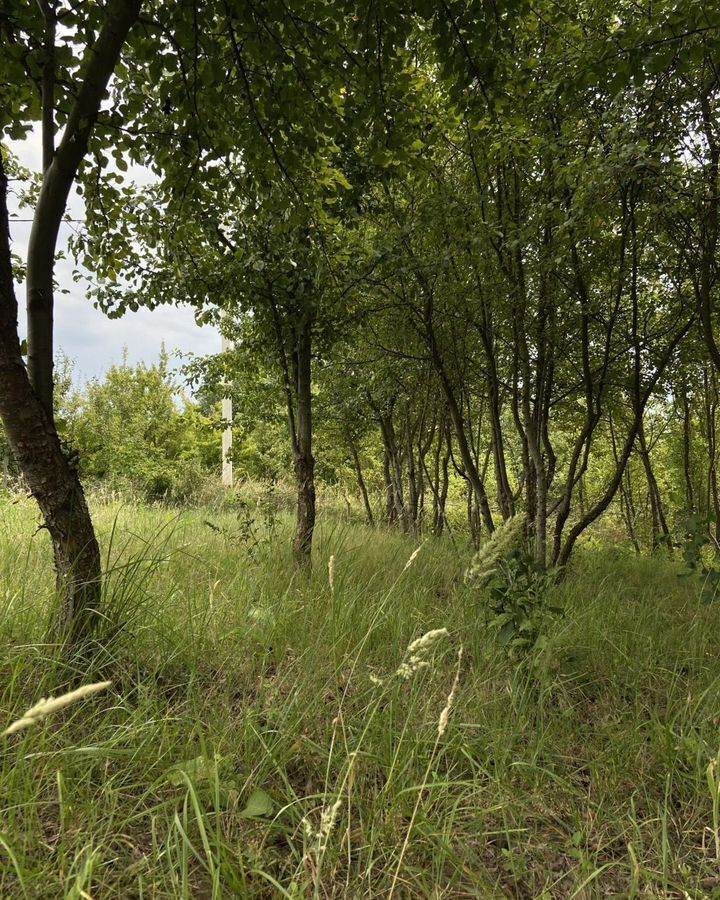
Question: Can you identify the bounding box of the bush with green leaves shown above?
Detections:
[66,352,219,503]
[678,512,720,604]
[466,517,562,662]
[479,550,563,662]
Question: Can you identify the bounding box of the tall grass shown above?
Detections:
[1,493,720,897]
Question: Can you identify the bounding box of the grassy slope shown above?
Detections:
[2,496,720,898]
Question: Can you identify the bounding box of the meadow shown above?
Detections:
[2,494,720,898]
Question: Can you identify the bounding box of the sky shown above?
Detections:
[7,131,219,386]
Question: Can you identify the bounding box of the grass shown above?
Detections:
[2,493,720,897]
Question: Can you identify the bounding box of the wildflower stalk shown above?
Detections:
[465,515,524,583]
[395,628,449,679]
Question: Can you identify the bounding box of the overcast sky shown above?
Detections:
[8,132,219,386]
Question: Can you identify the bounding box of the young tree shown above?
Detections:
[0,0,141,641]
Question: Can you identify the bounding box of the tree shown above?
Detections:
[70,0,430,565]
[0,0,141,641]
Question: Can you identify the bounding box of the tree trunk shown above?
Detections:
[637,420,671,549]
[467,480,481,548]
[0,0,141,644]
[416,441,426,533]
[424,302,494,532]
[695,89,720,374]
[621,470,641,553]
[611,414,640,553]
[348,436,374,527]
[682,390,695,513]
[371,397,408,531]
[416,419,435,535]
[431,427,442,534]
[387,426,408,532]
[424,422,450,537]
[438,430,450,536]
[26,0,142,415]
[481,323,514,520]
[0,156,101,641]
[292,310,315,566]
[557,316,693,568]
[383,448,396,526]
[2,443,10,489]
[405,410,419,534]
[704,367,720,544]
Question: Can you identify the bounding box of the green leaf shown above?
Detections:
[239,788,274,818]
[166,754,220,786]
[498,621,516,646]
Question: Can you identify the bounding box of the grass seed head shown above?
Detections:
[396,628,449,679]
[402,543,424,574]
[438,647,463,737]
[4,681,113,736]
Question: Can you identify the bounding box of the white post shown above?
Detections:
[221,335,233,488]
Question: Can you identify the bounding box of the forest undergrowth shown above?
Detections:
[2,494,720,898]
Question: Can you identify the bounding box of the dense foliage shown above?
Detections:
[47,0,720,566]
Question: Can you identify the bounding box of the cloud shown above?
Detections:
[7,132,220,385]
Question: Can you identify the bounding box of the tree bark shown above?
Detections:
[370,395,409,531]
[1,0,141,642]
[2,444,10,489]
[611,413,640,553]
[695,87,720,374]
[621,471,641,553]
[383,448,396,526]
[637,420,671,549]
[0,155,101,642]
[405,407,420,534]
[292,308,315,566]
[682,389,695,513]
[557,316,694,567]
[474,299,515,520]
[438,428,450,536]
[424,422,450,537]
[703,367,720,544]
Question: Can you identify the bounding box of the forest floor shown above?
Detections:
[2,495,720,898]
